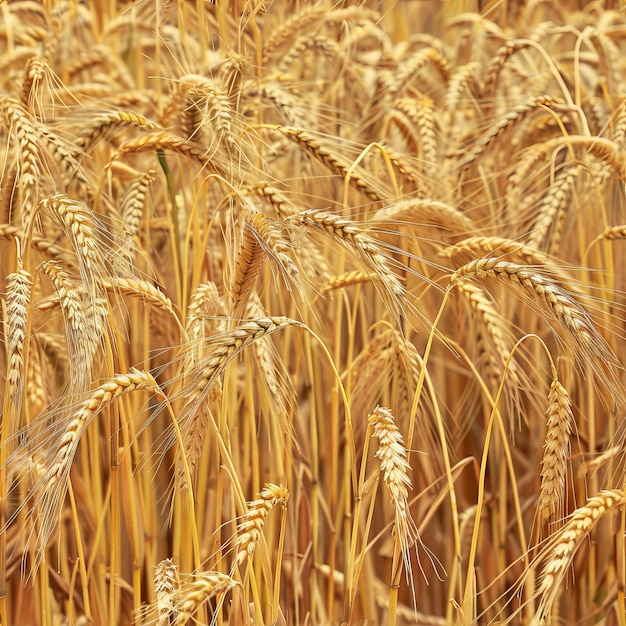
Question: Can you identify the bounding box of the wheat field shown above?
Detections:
[1,0,626,624]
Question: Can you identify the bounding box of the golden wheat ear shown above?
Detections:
[537,370,574,531]
[230,483,289,572]
[531,490,626,624]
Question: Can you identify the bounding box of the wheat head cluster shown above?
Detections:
[1,0,626,624]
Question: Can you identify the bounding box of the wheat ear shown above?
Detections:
[178,318,298,483]
[532,490,626,624]
[32,369,159,568]
[275,126,387,202]
[537,371,574,529]
[40,260,96,391]
[4,259,33,440]
[0,96,41,241]
[368,406,419,557]
[232,483,289,570]
[173,571,238,626]
[291,209,405,313]
[229,217,265,319]
[39,194,103,290]
[450,258,601,359]
[154,558,180,625]
[76,110,157,151]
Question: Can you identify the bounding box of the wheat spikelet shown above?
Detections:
[532,490,626,624]
[154,557,180,625]
[537,373,573,528]
[232,483,289,569]
[173,571,238,626]
[4,262,33,439]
